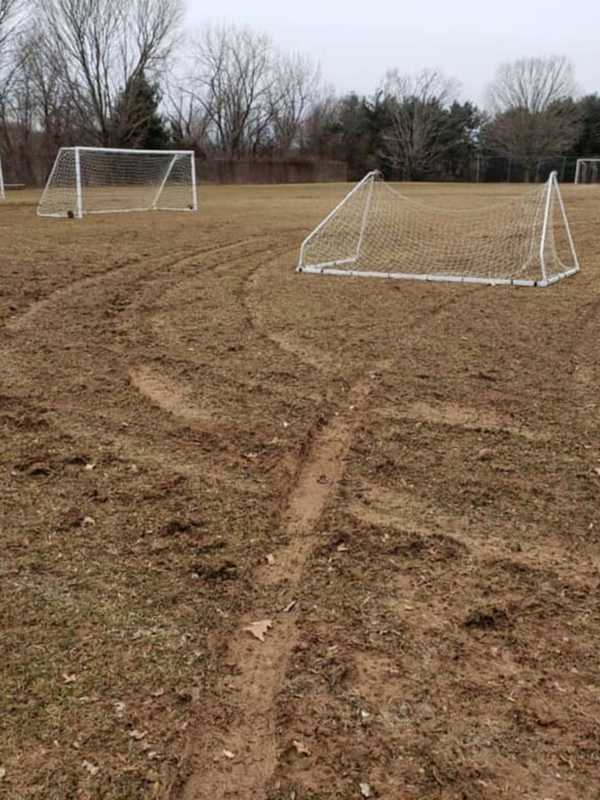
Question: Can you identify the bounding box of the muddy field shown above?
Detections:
[1,182,600,800]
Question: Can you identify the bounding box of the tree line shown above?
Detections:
[0,0,599,184]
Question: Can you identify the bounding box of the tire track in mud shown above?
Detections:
[175,269,537,798]
[180,374,378,800]
[4,235,268,334]
[1,236,287,500]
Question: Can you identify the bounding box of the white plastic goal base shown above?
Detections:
[297,171,580,288]
[298,265,580,288]
[38,147,198,219]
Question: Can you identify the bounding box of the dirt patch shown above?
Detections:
[1,183,600,800]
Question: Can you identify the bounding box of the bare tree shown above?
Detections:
[36,0,183,145]
[270,53,320,155]
[0,0,22,55]
[486,55,580,180]
[165,81,211,153]
[381,68,459,179]
[185,23,321,158]
[187,24,275,158]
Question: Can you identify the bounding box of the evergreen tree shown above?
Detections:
[110,73,170,149]
[573,95,600,156]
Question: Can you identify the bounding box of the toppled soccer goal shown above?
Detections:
[298,171,579,287]
[38,147,197,219]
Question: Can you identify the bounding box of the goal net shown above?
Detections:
[37,147,197,218]
[575,159,600,184]
[298,171,579,287]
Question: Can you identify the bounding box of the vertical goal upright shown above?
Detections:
[38,147,198,218]
[0,156,5,200]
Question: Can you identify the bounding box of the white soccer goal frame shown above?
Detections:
[575,158,600,184]
[0,157,5,200]
[38,146,198,219]
[298,170,580,288]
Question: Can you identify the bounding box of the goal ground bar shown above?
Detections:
[297,266,580,287]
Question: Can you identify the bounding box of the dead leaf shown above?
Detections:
[266,554,275,566]
[151,689,165,698]
[292,740,311,756]
[83,516,96,526]
[223,749,235,759]
[284,600,297,613]
[593,467,600,478]
[244,620,273,642]
[85,463,96,471]
[82,760,99,777]
[0,767,6,781]
[130,729,148,740]
[63,673,77,684]
[360,782,373,798]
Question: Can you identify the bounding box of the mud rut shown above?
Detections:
[3,207,599,799]
[2,228,483,799]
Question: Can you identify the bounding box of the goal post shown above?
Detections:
[37,147,198,219]
[298,171,580,288]
[0,157,5,200]
[575,158,600,184]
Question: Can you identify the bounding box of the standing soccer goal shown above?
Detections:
[37,147,198,218]
[298,171,579,287]
[575,158,600,184]
[0,157,5,200]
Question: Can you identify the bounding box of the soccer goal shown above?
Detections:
[37,147,198,218]
[0,157,5,200]
[575,158,600,184]
[298,171,579,287]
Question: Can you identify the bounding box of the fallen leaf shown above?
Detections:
[63,673,77,684]
[151,689,165,698]
[244,620,273,642]
[266,554,275,566]
[85,463,96,471]
[292,740,311,756]
[223,749,235,759]
[0,767,6,781]
[82,760,99,776]
[130,729,148,740]
[83,516,96,526]
[115,702,126,716]
[593,468,600,478]
[284,600,297,613]
[360,782,372,798]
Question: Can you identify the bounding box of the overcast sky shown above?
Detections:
[186,0,599,105]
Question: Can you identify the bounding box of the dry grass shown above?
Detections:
[1,181,599,799]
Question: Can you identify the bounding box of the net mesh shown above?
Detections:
[38,148,196,217]
[299,172,578,286]
[577,161,600,184]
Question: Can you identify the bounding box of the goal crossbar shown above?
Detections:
[298,171,580,288]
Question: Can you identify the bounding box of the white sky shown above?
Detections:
[185,0,599,105]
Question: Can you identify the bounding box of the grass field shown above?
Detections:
[1,181,600,800]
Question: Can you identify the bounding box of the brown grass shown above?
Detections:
[1,182,599,800]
